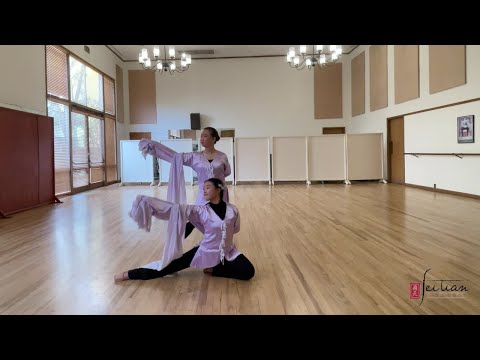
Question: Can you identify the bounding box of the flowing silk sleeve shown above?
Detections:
[138,139,194,166]
[129,194,201,270]
[224,154,232,177]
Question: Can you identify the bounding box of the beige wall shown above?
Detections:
[346,45,480,192]
[0,45,47,115]
[394,45,419,104]
[404,101,480,195]
[347,45,480,134]
[123,56,349,140]
[351,51,365,117]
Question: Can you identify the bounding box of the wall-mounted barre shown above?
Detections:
[404,153,480,159]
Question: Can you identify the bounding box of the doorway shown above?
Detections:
[71,110,106,193]
[387,116,405,184]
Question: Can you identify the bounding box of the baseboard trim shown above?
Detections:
[404,183,480,200]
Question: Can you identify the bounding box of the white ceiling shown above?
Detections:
[108,45,358,61]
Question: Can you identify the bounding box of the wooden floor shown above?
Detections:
[0,183,479,315]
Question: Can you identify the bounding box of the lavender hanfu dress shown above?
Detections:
[138,139,231,205]
[129,194,241,271]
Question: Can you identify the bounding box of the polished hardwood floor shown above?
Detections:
[0,183,479,314]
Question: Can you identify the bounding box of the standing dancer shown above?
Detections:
[139,127,231,238]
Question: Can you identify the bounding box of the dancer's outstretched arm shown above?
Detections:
[138,138,194,166]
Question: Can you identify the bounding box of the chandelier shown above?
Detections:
[287,45,342,70]
[138,45,192,74]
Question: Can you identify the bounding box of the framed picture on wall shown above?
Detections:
[457,115,474,143]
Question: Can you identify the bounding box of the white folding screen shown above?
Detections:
[124,134,386,187]
[272,136,307,183]
[346,133,385,181]
[308,135,347,181]
[120,140,154,184]
[159,139,194,185]
[234,137,270,184]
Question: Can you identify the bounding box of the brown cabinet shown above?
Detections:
[0,106,57,217]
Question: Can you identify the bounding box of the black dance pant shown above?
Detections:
[127,246,255,281]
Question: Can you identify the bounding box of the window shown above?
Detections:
[48,100,70,194]
[104,77,115,115]
[69,56,104,111]
[88,116,105,183]
[46,45,68,99]
[105,116,117,182]
[46,45,118,195]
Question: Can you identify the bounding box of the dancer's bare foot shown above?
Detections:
[203,267,213,275]
[114,271,129,282]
